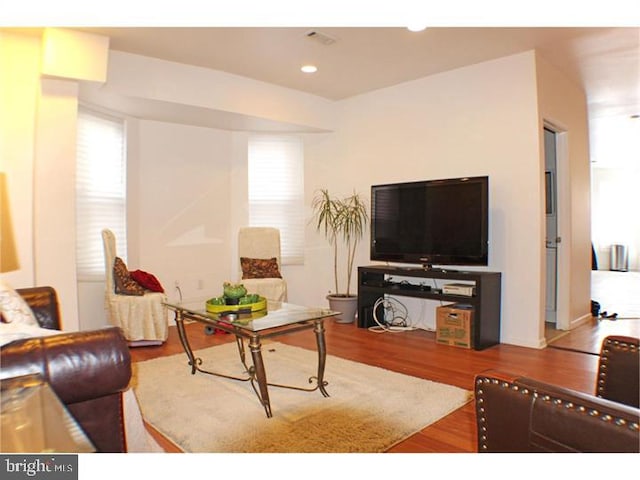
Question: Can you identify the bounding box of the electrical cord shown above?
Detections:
[368,296,418,333]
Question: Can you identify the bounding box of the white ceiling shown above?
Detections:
[71,26,639,121]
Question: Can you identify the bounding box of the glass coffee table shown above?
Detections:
[164,300,339,418]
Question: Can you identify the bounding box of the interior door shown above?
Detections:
[544,128,559,324]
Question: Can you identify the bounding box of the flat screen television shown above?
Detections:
[370,176,489,268]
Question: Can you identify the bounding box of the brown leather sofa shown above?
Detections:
[474,335,639,453]
[1,287,132,452]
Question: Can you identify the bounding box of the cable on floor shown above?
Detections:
[368,296,418,333]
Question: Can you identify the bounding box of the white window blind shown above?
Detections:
[248,135,304,265]
[76,108,127,280]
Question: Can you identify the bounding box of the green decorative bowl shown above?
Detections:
[205,296,267,314]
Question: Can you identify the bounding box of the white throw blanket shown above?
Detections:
[123,388,163,452]
[0,322,62,347]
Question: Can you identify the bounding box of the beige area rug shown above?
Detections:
[132,342,472,453]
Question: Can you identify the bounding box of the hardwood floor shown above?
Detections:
[547,270,640,355]
[130,316,618,453]
[547,315,640,355]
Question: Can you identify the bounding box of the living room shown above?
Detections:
[2,27,595,350]
[1,1,639,472]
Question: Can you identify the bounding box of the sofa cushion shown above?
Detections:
[0,279,38,326]
[241,257,282,279]
[113,257,145,295]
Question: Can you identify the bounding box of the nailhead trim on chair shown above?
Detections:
[474,376,639,451]
[597,337,638,399]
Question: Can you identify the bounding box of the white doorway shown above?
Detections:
[543,123,571,336]
[545,127,559,326]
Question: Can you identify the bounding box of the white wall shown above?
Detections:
[536,53,592,333]
[0,32,40,289]
[133,120,235,304]
[300,51,547,347]
[33,78,80,329]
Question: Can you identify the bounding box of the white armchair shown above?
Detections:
[238,227,288,303]
[101,229,168,346]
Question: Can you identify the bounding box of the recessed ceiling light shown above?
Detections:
[407,25,427,32]
[301,65,318,74]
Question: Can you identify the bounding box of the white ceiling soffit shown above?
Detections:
[79,82,329,133]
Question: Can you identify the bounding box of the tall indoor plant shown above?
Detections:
[312,189,368,323]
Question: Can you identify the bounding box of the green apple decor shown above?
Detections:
[207,282,260,307]
[223,282,247,304]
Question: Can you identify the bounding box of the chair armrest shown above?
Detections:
[16,286,61,330]
[597,335,639,407]
[0,327,131,404]
[475,371,640,453]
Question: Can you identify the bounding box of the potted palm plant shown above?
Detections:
[312,189,368,323]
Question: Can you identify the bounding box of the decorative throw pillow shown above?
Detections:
[130,270,165,293]
[241,257,282,279]
[0,279,38,325]
[113,257,145,295]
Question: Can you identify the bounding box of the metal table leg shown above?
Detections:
[314,319,330,397]
[174,310,201,374]
[248,335,272,418]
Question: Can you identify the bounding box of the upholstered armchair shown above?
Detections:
[101,229,168,346]
[238,227,288,303]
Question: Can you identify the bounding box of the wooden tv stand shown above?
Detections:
[357,265,502,350]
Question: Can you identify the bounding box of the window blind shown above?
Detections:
[248,135,304,265]
[76,108,127,280]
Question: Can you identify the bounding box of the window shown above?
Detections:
[248,135,304,265]
[76,107,127,280]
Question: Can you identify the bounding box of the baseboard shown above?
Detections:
[129,340,164,348]
[570,313,593,329]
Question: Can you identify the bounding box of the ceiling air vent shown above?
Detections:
[305,30,337,46]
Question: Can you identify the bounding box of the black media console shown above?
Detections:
[357,265,502,350]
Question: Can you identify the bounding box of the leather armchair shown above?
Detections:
[474,335,640,453]
[1,287,132,452]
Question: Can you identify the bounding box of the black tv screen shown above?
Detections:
[370,176,489,267]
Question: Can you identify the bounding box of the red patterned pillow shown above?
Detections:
[241,257,282,279]
[130,270,165,293]
[113,257,145,295]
